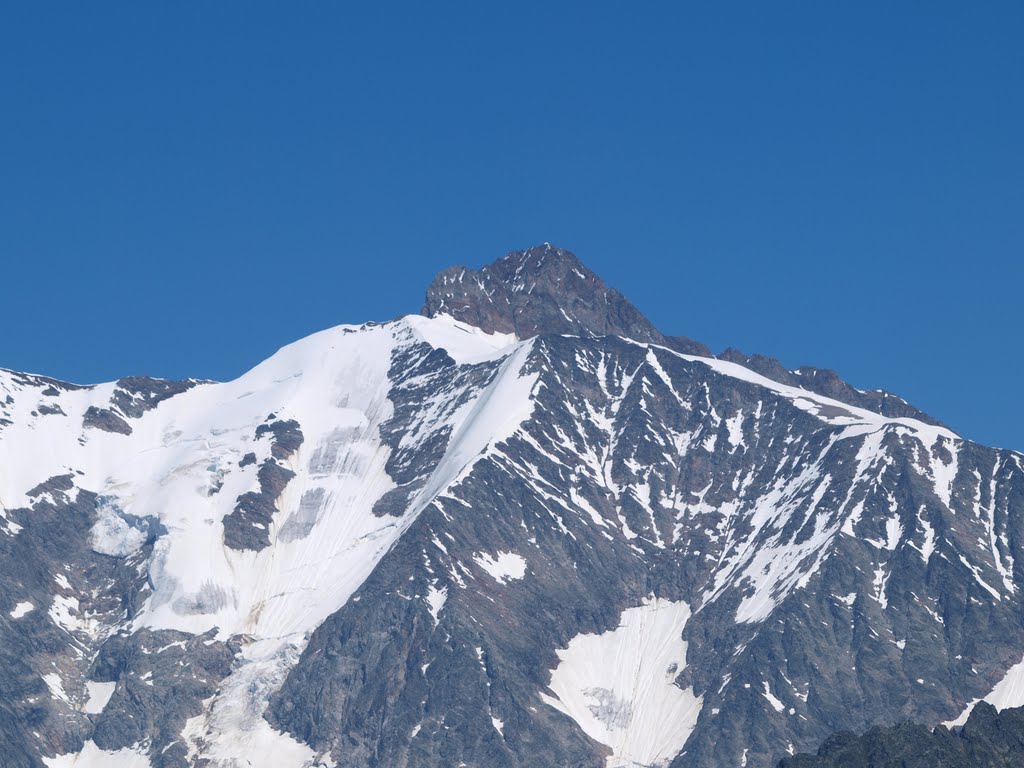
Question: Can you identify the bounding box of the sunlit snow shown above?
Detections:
[42,741,152,768]
[425,583,447,625]
[472,551,527,584]
[946,653,1024,727]
[3,313,536,767]
[540,597,702,767]
[81,680,116,714]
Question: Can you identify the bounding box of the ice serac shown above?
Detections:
[1,244,1024,768]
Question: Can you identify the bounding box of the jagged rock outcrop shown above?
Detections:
[422,242,712,356]
[424,244,938,425]
[779,702,1024,768]
[718,347,942,426]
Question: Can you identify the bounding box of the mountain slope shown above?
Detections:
[424,244,939,423]
[0,245,1022,768]
[779,702,1024,768]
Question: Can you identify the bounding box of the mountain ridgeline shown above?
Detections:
[780,702,1024,767]
[0,244,1022,768]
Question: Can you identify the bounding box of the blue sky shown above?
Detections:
[2,4,1021,449]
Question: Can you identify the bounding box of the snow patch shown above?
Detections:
[82,681,116,714]
[10,601,33,618]
[762,681,785,712]
[43,742,152,768]
[725,411,744,449]
[946,653,1024,727]
[43,673,69,703]
[425,584,447,625]
[540,597,702,767]
[871,565,890,610]
[405,314,518,365]
[929,436,960,509]
[912,506,937,563]
[473,551,527,584]
[50,594,98,637]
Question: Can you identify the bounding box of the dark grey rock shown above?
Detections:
[224,459,296,551]
[82,406,133,435]
[371,339,501,519]
[255,418,304,460]
[422,243,708,355]
[223,416,305,550]
[0,479,156,766]
[26,474,75,498]
[719,347,943,426]
[109,376,199,419]
[779,702,1024,768]
[90,629,235,768]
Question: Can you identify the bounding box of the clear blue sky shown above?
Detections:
[2,4,1021,449]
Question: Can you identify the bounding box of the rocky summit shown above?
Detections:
[1,244,1023,768]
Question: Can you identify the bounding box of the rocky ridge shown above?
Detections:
[0,245,1021,768]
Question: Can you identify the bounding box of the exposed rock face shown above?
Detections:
[80,377,202,436]
[424,243,938,427]
[109,376,200,419]
[780,702,1024,768]
[0,479,166,766]
[718,348,943,426]
[0,245,1021,768]
[223,416,305,551]
[422,242,711,356]
[265,332,1024,768]
[82,405,133,435]
[89,629,236,768]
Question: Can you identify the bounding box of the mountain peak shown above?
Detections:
[422,244,707,354]
[422,244,941,425]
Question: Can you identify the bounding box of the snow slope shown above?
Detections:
[1,314,536,767]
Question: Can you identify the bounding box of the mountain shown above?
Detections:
[1,244,1023,768]
[779,702,1024,767]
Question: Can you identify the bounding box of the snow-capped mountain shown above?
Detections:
[2,244,1023,768]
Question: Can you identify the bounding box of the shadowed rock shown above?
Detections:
[779,702,1024,768]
